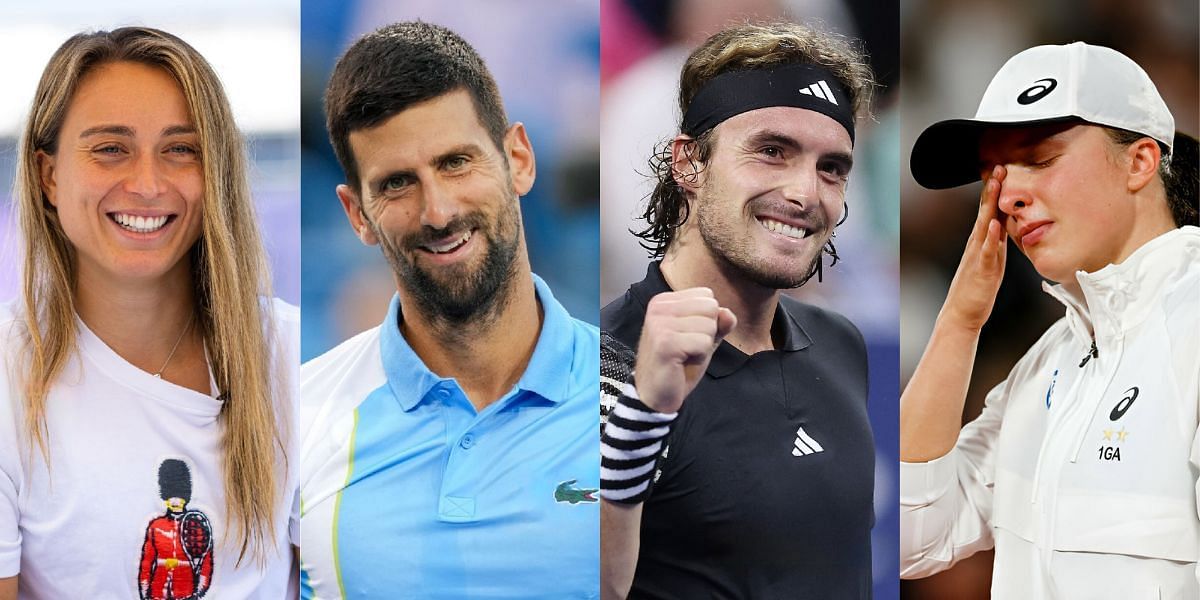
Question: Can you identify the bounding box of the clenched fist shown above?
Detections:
[634,288,737,413]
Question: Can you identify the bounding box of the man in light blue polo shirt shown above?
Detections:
[299,21,599,599]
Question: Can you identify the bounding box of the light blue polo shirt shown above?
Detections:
[299,275,599,599]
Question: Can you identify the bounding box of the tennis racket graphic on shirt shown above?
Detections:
[181,511,213,580]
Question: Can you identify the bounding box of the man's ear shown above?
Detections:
[336,184,379,246]
[36,150,58,207]
[1125,137,1161,193]
[670,135,703,194]
[505,122,536,197]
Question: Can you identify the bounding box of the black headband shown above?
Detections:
[681,63,855,143]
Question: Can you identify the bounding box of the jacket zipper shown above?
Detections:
[1033,335,1112,581]
[1030,337,1097,502]
[1077,340,1098,367]
[1069,337,1120,463]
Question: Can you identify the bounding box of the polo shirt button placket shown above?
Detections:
[440,385,479,522]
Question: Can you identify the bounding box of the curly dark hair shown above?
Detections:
[633,21,874,279]
[635,128,717,257]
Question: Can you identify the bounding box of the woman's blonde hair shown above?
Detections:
[15,26,283,563]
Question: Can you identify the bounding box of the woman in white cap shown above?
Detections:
[899,42,1199,598]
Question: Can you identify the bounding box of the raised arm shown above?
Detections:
[901,166,1008,463]
[899,166,1010,578]
[600,288,735,599]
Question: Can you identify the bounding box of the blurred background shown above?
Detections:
[300,0,600,359]
[0,0,301,307]
[601,0,901,597]
[899,0,1199,597]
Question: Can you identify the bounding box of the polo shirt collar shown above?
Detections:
[515,273,574,403]
[630,261,812,379]
[379,273,573,411]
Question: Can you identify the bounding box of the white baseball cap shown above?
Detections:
[911,42,1175,189]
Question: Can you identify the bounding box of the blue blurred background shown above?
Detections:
[300,0,600,360]
[0,0,301,307]
[601,0,901,597]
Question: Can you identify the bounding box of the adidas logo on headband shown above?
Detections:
[798,80,839,105]
[681,64,856,141]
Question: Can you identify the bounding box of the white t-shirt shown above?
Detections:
[0,299,300,599]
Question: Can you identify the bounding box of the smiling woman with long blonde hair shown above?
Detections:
[0,27,297,598]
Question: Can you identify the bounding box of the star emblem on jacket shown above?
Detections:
[1101,427,1129,442]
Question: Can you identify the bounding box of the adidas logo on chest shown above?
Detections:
[791,425,824,457]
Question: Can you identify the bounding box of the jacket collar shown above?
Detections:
[1042,226,1200,342]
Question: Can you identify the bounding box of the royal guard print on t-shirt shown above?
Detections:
[137,459,215,600]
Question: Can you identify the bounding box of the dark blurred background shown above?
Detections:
[899,0,1199,597]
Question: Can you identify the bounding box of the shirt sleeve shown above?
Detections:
[899,377,1011,579]
[0,393,22,577]
[273,298,302,550]
[289,486,301,547]
[0,469,18,577]
[1191,419,1199,588]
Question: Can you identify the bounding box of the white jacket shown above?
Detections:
[900,226,1200,599]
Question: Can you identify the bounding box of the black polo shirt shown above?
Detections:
[601,262,874,599]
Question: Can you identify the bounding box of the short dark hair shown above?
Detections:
[635,21,874,258]
[324,21,508,189]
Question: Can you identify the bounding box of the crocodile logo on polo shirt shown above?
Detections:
[554,480,598,504]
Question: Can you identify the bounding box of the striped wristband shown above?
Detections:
[600,381,677,504]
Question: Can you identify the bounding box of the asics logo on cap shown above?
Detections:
[1017,78,1058,105]
[798,80,839,105]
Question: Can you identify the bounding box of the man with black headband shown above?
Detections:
[900,42,1199,597]
[600,22,877,598]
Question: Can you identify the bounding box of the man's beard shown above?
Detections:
[374,197,522,329]
[695,185,831,290]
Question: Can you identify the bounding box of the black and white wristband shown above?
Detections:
[600,380,677,504]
